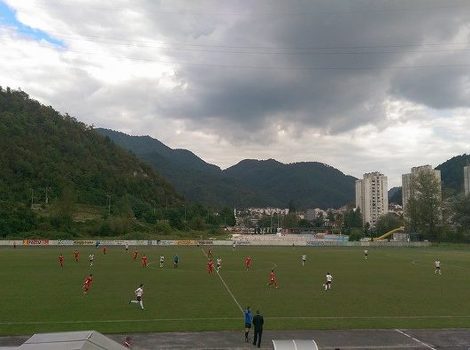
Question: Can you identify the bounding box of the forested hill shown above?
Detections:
[225,159,357,209]
[436,154,470,195]
[0,88,181,217]
[96,128,266,208]
[98,128,357,209]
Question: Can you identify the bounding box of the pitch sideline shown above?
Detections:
[4,314,470,326]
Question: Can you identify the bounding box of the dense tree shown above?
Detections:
[405,170,442,240]
[451,194,470,233]
[257,216,274,232]
[0,202,37,237]
[343,208,362,230]
[282,213,299,229]
[374,213,403,236]
[218,207,236,227]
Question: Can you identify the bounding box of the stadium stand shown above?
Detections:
[3,331,126,350]
[272,339,319,350]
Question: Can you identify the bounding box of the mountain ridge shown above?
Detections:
[97,128,357,209]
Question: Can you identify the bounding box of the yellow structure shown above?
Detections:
[375,226,404,241]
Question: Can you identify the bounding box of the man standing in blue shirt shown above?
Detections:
[244,306,253,343]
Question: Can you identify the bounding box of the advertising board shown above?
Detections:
[23,239,49,246]
[177,240,197,246]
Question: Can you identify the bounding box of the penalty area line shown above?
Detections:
[201,248,243,314]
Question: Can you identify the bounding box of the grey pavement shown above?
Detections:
[2,329,470,349]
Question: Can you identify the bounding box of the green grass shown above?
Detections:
[1,245,470,335]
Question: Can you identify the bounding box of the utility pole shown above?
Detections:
[106,194,111,215]
[45,187,49,205]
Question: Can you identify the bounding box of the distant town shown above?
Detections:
[230,164,470,241]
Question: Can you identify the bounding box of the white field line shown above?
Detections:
[395,329,436,350]
[201,248,243,313]
[0,318,239,325]
[3,314,470,326]
[270,315,470,320]
[216,270,244,313]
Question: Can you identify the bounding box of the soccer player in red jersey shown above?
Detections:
[244,256,252,270]
[207,259,214,274]
[58,254,64,268]
[73,250,80,262]
[141,254,148,268]
[133,250,139,261]
[268,269,279,288]
[102,246,107,255]
[82,274,93,295]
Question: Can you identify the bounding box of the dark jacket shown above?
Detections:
[252,314,264,331]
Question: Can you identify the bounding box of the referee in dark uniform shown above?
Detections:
[252,310,264,348]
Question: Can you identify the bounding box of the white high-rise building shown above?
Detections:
[402,165,441,213]
[464,165,470,196]
[355,172,388,227]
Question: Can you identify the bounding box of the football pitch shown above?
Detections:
[1,245,470,336]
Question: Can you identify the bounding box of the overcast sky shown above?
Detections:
[1,0,470,187]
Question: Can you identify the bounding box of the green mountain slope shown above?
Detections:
[98,129,357,209]
[0,88,181,219]
[225,159,357,208]
[96,128,264,208]
[436,154,470,195]
[388,187,402,205]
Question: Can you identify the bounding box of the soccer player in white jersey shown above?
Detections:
[364,249,368,260]
[301,254,307,266]
[216,258,222,272]
[434,259,441,275]
[323,272,333,291]
[129,284,144,310]
[159,255,165,268]
[89,253,95,267]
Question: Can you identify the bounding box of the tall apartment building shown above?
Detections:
[402,165,441,212]
[464,165,470,196]
[355,172,388,227]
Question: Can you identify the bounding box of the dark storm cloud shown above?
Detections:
[139,0,470,138]
[4,0,470,142]
[390,52,470,109]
